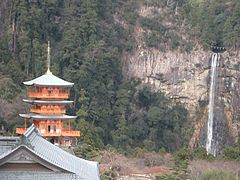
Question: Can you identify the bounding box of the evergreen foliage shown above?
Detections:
[0,0,239,156]
[139,0,240,50]
[181,0,240,48]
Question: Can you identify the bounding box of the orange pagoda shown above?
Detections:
[16,42,80,146]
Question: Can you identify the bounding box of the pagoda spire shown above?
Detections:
[46,41,52,75]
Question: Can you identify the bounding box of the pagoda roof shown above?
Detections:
[19,113,77,120]
[0,124,100,180]
[23,99,74,104]
[23,72,74,87]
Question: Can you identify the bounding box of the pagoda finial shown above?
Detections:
[46,41,52,75]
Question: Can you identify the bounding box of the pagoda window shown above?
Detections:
[48,88,53,94]
[42,87,47,93]
[60,88,68,93]
[48,125,56,133]
[36,87,40,93]
[37,87,43,93]
[50,105,54,111]
[50,126,54,133]
[56,127,61,133]
[53,88,58,94]
[62,88,66,93]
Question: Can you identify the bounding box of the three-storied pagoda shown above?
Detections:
[16,42,80,146]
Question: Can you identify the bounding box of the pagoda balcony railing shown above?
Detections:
[43,130,80,137]
[42,132,63,137]
[30,108,65,114]
[16,128,27,135]
[28,92,69,99]
[61,129,80,137]
[16,128,80,137]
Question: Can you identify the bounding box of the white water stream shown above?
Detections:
[206,53,219,156]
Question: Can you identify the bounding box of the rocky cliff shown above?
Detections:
[120,4,240,152]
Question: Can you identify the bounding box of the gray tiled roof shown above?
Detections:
[0,146,13,156]
[19,113,77,119]
[0,137,19,156]
[0,172,82,180]
[23,99,74,104]
[0,124,100,180]
[23,73,74,87]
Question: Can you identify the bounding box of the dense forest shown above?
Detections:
[0,0,240,156]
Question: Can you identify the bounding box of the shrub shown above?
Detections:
[192,147,214,161]
[198,171,235,180]
[222,146,240,161]
[74,143,99,160]
[101,169,117,180]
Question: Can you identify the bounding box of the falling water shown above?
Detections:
[206,53,219,156]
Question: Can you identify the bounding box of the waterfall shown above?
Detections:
[206,53,220,156]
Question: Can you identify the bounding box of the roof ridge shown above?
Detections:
[23,124,35,137]
[24,124,41,137]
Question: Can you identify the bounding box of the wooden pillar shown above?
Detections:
[46,120,49,132]
[24,119,27,129]
[45,120,47,133]
[68,120,70,131]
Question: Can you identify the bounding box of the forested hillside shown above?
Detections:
[0,0,240,157]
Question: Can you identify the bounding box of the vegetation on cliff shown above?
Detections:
[136,0,240,50]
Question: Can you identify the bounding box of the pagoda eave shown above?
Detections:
[19,113,77,120]
[23,99,74,104]
[23,73,74,87]
[25,83,74,87]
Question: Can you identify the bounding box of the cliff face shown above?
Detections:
[120,4,240,150]
[122,49,210,112]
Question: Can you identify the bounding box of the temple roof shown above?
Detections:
[23,99,74,104]
[0,172,82,180]
[0,124,100,180]
[19,113,77,120]
[23,72,74,87]
[0,137,19,155]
